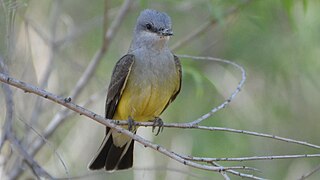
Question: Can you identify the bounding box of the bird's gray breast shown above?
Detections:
[130,48,177,87]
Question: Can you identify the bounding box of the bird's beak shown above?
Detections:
[159,28,173,36]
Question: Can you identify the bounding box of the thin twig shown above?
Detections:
[192,126,320,150]
[212,162,265,180]
[54,88,106,123]
[176,54,246,125]
[7,133,53,179]
[0,73,261,177]
[183,154,320,162]
[0,56,13,153]
[220,171,231,180]
[2,71,318,179]
[298,164,320,180]
[52,53,318,150]
[18,117,70,178]
[107,121,320,150]
[57,166,212,180]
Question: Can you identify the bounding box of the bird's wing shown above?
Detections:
[161,54,182,113]
[105,54,135,119]
[170,54,182,102]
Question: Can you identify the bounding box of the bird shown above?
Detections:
[88,9,182,171]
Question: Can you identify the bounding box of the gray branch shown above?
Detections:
[0,72,264,179]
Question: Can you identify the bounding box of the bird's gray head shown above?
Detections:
[130,9,173,51]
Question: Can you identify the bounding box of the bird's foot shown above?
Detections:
[128,116,137,131]
[151,117,164,136]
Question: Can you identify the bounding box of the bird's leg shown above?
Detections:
[128,116,136,132]
[151,117,164,136]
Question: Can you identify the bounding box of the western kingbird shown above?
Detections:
[88,9,182,171]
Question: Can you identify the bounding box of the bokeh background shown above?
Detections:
[0,0,319,179]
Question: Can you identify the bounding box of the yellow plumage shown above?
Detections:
[112,52,180,147]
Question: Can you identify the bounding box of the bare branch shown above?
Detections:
[0,73,261,177]
[191,126,320,150]
[220,171,231,180]
[108,122,320,150]
[3,66,319,179]
[51,89,106,123]
[7,133,52,179]
[0,56,13,150]
[2,1,315,179]
[176,54,246,125]
[183,154,320,162]
[18,117,70,178]
[298,164,320,180]
[212,162,264,180]
[52,53,318,150]
[56,166,216,180]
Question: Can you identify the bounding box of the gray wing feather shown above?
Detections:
[161,54,182,113]
[170,55,182,102]
[105,54,135,119]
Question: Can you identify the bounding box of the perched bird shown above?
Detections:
[88,9,182,171]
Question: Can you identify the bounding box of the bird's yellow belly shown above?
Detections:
[113,81,173,122]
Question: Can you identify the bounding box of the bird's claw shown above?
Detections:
[152,117,164,136]
[128,116,136,131]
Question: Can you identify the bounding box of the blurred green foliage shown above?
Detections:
[1,0,320,179]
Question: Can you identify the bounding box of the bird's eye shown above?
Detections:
[146,23,152,30]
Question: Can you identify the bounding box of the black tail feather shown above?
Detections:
[89,127,134,171]
[88,135,111,170]
[117,139,134,170]
[105,139,134,170]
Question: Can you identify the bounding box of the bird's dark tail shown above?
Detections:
[88,127,134,171]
